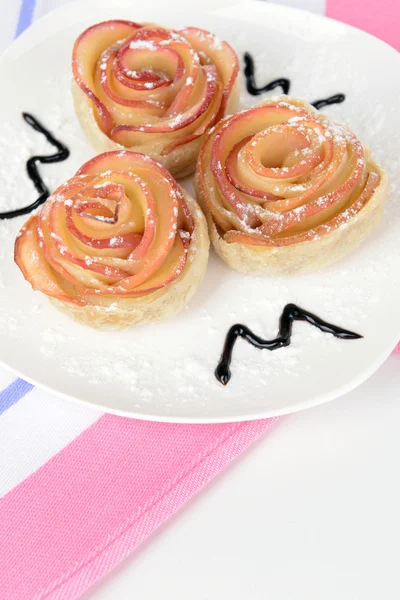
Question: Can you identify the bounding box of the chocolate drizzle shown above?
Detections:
[0,113,70,220]
[243,52,345,109]
[244,52,290,96]
[215,303,362,385]
[311,94,346,110]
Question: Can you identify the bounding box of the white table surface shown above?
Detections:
[82,353,400,600]
[1,1,399,598]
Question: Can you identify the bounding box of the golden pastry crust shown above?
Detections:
[202,158,387,274]
[15,152,209,329]
[195,96,388,274]
[72,21,240,179]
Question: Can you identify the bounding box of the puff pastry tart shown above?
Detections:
[195,97,388,274]
[14,151,209,329]
[72,20,239,179]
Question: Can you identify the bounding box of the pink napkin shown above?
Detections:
[0,416,276,599]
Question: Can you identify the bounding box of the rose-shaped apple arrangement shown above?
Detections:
[72,20,239,178]
[195,97,388,274]
[15,151,209,328]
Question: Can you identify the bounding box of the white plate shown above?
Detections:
[0,0,399,422]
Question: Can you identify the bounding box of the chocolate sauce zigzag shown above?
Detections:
[244,52,290,95]
[311,94,346,109]
[215,303,362,385]
[0,113,69,220]
[243,52,345,108]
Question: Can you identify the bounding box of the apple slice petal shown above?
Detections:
[82,231,188,296]
[178,27,239,115]
[72,22,239,157]
[14,217,85,306]
[196,98,380,247]
[15,151,196,306]
[110,65,218,143]
[73,20,141,134]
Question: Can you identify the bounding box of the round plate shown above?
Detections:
[0,0,399,422]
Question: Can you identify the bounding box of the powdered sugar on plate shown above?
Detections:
[0,7,399,421]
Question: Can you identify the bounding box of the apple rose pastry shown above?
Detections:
[14,151,209,329]
[195,97,388,274]
[72,20,239,179]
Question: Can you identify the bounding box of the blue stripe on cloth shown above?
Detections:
[15,0,36,37]
[0,0,38,414]
[0,380,34,415]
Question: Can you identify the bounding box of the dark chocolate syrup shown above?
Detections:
[312,94,346,110]
[244,52,290,96]
[243,52,345,109]
[215,303,362,385]
[0,113,70,220]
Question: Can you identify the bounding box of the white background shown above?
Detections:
[83,355,400,600]
[1,1,400,598]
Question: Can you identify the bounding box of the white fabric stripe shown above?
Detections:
[0,386,102,497]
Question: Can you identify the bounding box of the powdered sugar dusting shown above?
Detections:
[129,40,157,51]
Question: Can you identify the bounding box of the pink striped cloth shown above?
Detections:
[0,1,398,599]
[0,416,276,599]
